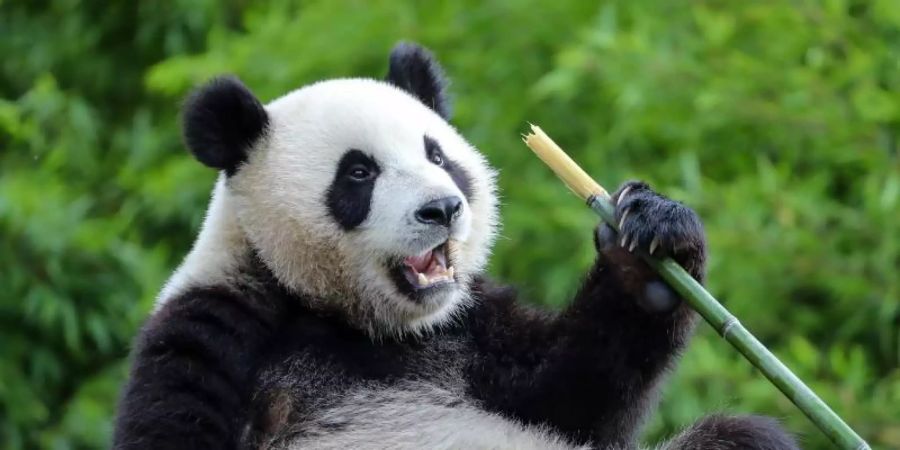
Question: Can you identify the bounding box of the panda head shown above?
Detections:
[181,43,498,336]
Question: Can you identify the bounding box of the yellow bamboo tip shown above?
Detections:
[521,124,608,201]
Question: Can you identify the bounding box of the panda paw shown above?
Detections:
[595,180,707,282]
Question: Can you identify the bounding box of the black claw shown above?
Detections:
[604,180,707,281]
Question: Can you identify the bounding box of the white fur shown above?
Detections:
[156,176,245,306]
[157,78,498,337]
[280,382,590,450]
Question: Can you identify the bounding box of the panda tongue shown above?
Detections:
[405,249,435,273]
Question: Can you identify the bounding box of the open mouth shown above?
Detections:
[399,241,456,290]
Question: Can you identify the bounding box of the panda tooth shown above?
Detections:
[447,267,455,278]
[417,273,429,286]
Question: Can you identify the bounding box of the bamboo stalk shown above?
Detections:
[522,124,869,450]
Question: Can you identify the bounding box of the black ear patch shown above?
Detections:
[385,42,451,119]
[182,76,269,175]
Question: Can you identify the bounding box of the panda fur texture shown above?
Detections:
[113,42,799,450]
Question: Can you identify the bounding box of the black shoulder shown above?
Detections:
[467,275,552,321]
[463,275,557,357]
[113,285,285,450]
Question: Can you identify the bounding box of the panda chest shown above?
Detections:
[246,327,468,445]
[264,314,468,382]
[245,324,579,450]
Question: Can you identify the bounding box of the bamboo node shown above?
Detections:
[719,316,741,338]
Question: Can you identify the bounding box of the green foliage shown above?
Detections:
[1,1,897,448]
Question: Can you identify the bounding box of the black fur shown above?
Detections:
[114,180,796,449]
[385,42,451,119]
[465,244,698,446]
[662,414,800,450]
[113,257,291,450]
[425,135,474,200]
[326,149,381,230]
[594,181,708,313]
[608,181,706,279]
[182,76,269,175]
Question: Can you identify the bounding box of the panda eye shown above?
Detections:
[347,164,373,181]
[429,151,444,166]
[424,136,446,167]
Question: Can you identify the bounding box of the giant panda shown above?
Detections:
[113,42,798,450]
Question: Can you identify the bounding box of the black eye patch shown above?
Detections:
[326,150,381,230]
[424,135,473,201]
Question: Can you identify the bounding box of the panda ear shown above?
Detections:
[182,76,269,175]
[385,42,451,119]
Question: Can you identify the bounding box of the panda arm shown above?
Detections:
[466,182,705,444]
[113,287,286,450]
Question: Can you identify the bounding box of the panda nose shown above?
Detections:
[415,196,463,228]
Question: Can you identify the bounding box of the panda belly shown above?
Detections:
[284,381,587,450]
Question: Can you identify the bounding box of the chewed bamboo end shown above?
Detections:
[522,124,608,201]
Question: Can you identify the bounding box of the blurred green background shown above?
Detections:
[2,0,898,448]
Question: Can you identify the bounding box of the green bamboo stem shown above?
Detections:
[588,195,868,450]
[523,124,869,450]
